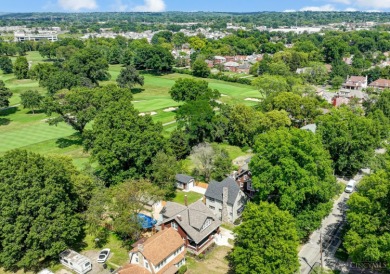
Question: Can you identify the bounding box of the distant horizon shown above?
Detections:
[1,0,390,13]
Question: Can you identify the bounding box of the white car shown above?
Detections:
[345,180,356,193]
[97,248,110,263]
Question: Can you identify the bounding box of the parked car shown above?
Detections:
[97,248,110,263]
[345,179,356,193]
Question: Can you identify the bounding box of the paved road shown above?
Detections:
[298,174,364,274]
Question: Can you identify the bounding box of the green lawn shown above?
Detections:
[172,190,204,205]
[186,246,231,274]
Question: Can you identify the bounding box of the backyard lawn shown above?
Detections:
[186,246,232,274]
[172,190,204,205]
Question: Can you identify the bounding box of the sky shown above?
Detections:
[3,0,390,13]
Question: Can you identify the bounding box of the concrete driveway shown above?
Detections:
[82,250,111,274]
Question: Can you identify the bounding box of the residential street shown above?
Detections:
[298,174,364,274]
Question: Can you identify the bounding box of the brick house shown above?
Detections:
[120,228,186,274]
[159,201,221,255]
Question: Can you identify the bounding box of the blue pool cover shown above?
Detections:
[138,213,157,229]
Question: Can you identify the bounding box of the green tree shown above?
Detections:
[344,168,390,268]
[0,80,12,108]
[230,202,300,274]
[44,85,132,134]
[133,45,174,73]
[176,100,216,145]
[149,151,178,198]
[0,150,84,270]
[250,128,338,239]
[83,100,166,184]
[66,47,110,84]
[331,75,344,90]
[116,66,144,90]
[252,74,290,97]
[316,107,379,176]
[192,58,211,78]
[211,145,232,181]
[13,56,29,79]
[169,129,191,160]
[0,56,13,74]
[169,78,220,102]
[20,90,43,114]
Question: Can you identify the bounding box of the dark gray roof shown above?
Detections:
[205,177,241,206]
[161,201,221,244]
[175,174,194,184]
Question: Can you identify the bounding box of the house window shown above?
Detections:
[201,218,212,231]
[209,198,215,202]
[240,182,243,188]
[172,222,178,230]
[145,261,149,268]
[219,209,222,212]
[209,206,215,210]
[135,256,139,263]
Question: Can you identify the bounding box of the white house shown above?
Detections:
[119,228,185,274]
[205,177,248,223]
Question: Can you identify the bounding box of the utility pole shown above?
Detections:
[320,230,324,271]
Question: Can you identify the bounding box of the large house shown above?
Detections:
[369,78,390,91]
[175,174,195,191]
[205,177,248,223]
[120,228,186,274]
[342,76,368,90]
[159,201,221,255]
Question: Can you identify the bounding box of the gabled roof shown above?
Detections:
[205,177,241,205]
[131,228,184,266]
[119,264,150,274]
[175,174,194,184]
[161,201,221,244]
[369,78,390,88]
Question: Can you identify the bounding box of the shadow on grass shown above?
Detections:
[131,88,145,94]
[0,118,10,126]
[26,109,45,115]
[56,133,83,149]
[0,106,17,116]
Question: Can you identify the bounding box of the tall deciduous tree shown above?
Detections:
[0,56,13,74]
[20,90,43,114]
[83,100,166,184]
[0,150,84,270]
[252,74,290,97]
[116,66,144,90]
[0,80,12,108]
[192,58,210,78]
[13,56,29,79]
[169,78,220,103]
[344,168,390,267]
[316,106,379,176]
[250,128,338,239]
[230,202,300,274]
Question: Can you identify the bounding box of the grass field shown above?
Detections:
[172,190,204,205]
[187,246,232,274]
[0,52,259,169]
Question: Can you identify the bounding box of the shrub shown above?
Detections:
[178,265,187,274]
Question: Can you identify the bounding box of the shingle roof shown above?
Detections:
[175,174,194,184]
[131,228,184,266]
[161,201,221,244]
[369,78,390,88]
[205,177,241,206]
[118,264,150,274]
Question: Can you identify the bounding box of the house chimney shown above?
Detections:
[184,195,188,206]
[137,244,144,266]
[177,215,182,221]
[221,187,229,223]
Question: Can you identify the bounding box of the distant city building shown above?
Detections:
[14,31,58,42]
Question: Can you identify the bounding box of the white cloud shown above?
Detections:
[132,0,166,12]
[330,0,390,9]
[111,0,128,12]
[345,7,357,11]
[58,0,97,11]
[300,4,336,11]
[283,9,296,12]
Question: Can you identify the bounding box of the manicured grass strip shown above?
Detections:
[172,190,204,205]
[0,122,75,153]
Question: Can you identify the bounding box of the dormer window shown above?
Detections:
[201,218,212,231]
[172,222,178,230]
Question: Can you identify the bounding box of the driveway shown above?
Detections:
[298,174,364,274]
[82,250,111,274]
[214,227,234,248]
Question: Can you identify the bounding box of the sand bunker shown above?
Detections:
[163,107,178,112]
[244,98,261,102]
